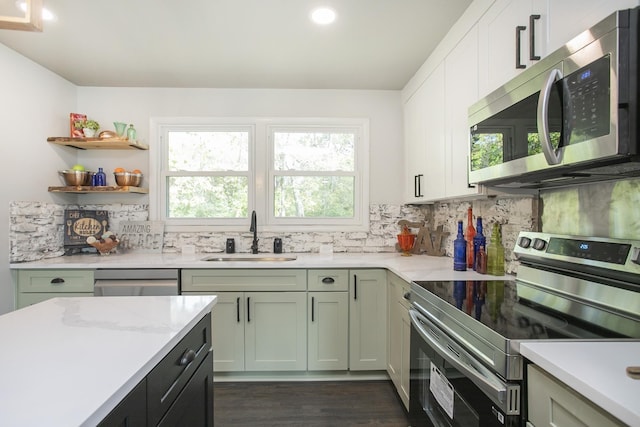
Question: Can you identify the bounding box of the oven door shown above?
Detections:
[408,308,522,427]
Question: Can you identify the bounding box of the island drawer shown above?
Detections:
[308,269,349,291]
[17,269,94,293]
[147,312,211,426]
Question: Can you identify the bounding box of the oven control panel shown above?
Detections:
[515,231,640,273]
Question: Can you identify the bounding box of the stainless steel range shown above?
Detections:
[408,231,640,427]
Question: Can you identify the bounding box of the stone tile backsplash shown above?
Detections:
[9,202,426,263]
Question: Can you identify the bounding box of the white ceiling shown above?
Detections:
[0,0,472,90]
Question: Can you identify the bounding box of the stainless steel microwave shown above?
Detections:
[468,7,640,189]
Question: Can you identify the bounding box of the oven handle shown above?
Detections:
[409,308,508,406]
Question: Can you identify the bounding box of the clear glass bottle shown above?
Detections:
[487,223,505,276]
[126,124,136,142]
[453,220,467,271]
[465,207,476,268]
[472,217,485,271]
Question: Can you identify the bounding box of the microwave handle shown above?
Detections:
[537,68,564,165]
[409,308,510,407]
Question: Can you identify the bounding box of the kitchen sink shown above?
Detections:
[201,255,297,262]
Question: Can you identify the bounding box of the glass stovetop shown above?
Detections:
[412,280,634,341]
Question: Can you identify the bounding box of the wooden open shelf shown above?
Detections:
[47,137,148,150]
[48,186,149,194]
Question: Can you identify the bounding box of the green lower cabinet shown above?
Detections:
[15,269,94,309]
[349,269,388,370]
[308,291,349,370]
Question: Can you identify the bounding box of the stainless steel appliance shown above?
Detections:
[408,232,640,426]
[468,7,640,189]
[94,269,179,296]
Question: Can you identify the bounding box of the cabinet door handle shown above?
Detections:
[414,174,423,198]
[516,25,527,69]
[179,349,196,366]
[529,14,541,60]
[236,297,241,322]
[353,274,358,300]
[51,277,65,284]
[247,296,251,323]
[321,277,335,284]
[311,296,315,322]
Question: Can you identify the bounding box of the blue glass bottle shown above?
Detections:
[473,217,486,271]
[95,167,106,186]
[453,220,467,271]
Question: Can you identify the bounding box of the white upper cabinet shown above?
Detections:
[444,25,481,198]
[546,0,640,53]
[478,0,546,97]
[403,63,446,203]
[404,80,429,202]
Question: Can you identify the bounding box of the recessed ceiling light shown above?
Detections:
[311,7,336,25]
[16,1,55,21]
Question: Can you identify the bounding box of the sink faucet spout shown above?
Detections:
[250,210,259,254]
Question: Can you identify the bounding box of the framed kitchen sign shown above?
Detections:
[64,209,110,254]
[0,0,43,31]
[118,221,165,253]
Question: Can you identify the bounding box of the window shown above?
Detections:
[151,118,369,232]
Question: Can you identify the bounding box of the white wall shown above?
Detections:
[0,43,78,314]
[76,87,404,204]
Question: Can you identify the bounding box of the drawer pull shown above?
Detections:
[50,277,65,284]
[179,349,197,366]
[321,277,335,284]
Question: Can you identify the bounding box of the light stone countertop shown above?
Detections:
[0,295,217,427]
[521,341,640,427]
[9,251,511,283]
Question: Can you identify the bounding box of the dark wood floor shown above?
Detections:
[214,380,411,426]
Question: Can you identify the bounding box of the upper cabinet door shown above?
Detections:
[404,63,446,203]
[478,0,545,97]
[404,82,429,202]
[444,25,480,198]
[546,0,640,53]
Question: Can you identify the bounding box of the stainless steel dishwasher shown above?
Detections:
[94,269,179,296]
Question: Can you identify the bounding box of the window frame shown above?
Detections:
[150,117,369,233]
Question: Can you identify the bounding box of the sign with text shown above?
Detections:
[64,209,109,247]
[118,221,164,253]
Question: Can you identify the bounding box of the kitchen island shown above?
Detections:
[0,295,217,427]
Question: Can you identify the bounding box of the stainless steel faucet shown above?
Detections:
[250,210,259,254]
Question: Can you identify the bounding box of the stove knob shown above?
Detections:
[631,247,640,265]
[532,238,547,251]
[518,237,532,248]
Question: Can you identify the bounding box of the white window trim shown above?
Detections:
[150,117,369,233]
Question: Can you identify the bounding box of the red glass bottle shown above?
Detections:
[465,207,476,268]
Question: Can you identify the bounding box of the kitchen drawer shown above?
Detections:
[16,292,94,309]
[181,269,307,292]
[17,269,94,293]
[308,269,349,291]
[147,313,211,426]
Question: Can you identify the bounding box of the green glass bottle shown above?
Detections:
[487,223,505,276]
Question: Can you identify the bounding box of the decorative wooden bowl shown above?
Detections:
[89,239,119,255]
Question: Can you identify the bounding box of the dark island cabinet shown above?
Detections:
[98,379,147,427]
[99,313,213,427]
